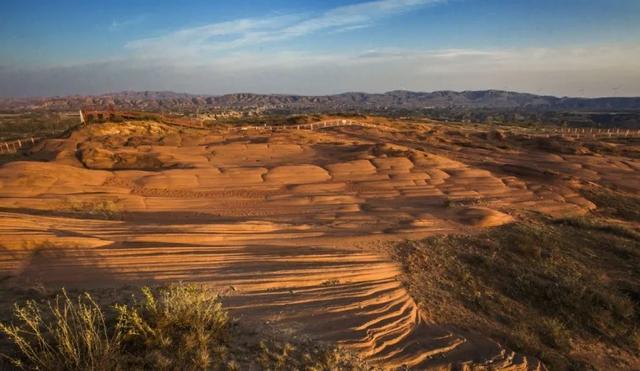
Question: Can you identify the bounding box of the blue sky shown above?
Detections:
[1,0,639,97]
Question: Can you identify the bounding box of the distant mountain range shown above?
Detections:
[1,90,639,112]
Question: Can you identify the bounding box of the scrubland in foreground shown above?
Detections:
[0,115,639,369]
[396,213,640,370]
[0,284,364,370]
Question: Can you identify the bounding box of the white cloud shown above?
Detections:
[124,0,445,58]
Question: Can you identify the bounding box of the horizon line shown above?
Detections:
[3,89,640,101]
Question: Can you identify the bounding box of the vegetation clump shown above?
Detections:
[115,284,230,370]
[257,339,363,370]
[65,200,121,220]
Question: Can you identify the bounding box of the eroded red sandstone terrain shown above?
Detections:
[1,117,639,369]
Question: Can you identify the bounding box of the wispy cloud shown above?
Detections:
[109,14,148,32]
[125,15,298,56]
[274,0,442,39]
[125,0,444,57]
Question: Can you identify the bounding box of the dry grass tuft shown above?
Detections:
[258,339,366,371]
[63,200,121,220]
[115,284,230,370]
[0,289,123,370]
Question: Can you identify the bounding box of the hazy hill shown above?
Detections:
[1,90,639,112]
